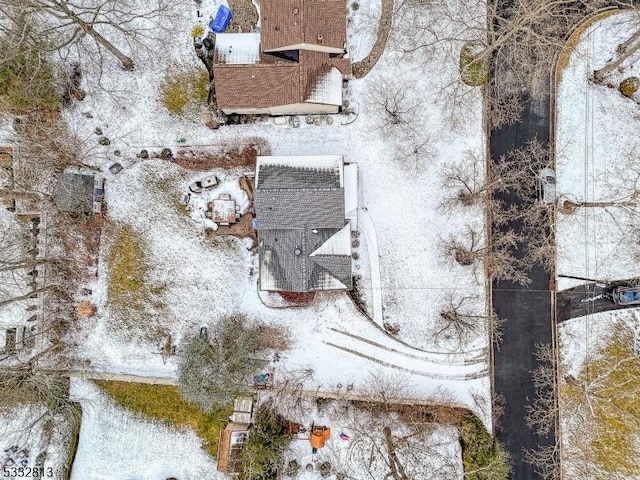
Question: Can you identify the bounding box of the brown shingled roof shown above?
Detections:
[261,0,346,51]
[213,63,301,109]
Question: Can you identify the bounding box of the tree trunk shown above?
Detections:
[383,426,409,480]
[55,1,135,70]
[593,30,640,82]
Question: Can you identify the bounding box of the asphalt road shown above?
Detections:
[490,92,556,479]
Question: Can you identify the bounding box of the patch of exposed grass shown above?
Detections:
[106,223,149,311]
[96,380,233,458]
[459,43,488,87]
[105,222,168,338]
[160,66,209,115]
[586,331,640,476]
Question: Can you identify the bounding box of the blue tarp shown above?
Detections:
[210,5,233,33]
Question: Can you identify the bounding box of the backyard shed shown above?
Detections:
[229,396,253,424]
[55,172,104,214]
[217,423,249,474]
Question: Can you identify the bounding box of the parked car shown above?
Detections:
[189,181,203,193]
[109,162,123,174]
[200,175,218,189]
[612,286,640,305]
[536,167,556,205]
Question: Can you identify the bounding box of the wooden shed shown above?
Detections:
[217,423,249,474]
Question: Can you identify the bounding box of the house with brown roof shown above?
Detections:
[212,0,351,115]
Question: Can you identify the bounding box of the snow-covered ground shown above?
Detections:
[556,11,640,290]
[0,404,68,477]
[273,395,463,480]
[556,10,640,480]
[69,378,223,480]
[59,0,489,429]
[0,206,38,361]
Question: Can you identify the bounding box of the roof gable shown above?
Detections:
[260,0,346,52]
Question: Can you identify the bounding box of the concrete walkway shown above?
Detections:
[63,369,470,410]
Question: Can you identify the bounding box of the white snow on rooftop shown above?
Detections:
[256,155,344,187]
[343,163,358,229]
[215,33,261,64]
[310,223,351,256]
[306,67,344,106]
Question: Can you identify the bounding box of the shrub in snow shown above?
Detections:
[619,77,639,98]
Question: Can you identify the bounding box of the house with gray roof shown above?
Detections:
[55,172,104,214]
[254,155,357,292]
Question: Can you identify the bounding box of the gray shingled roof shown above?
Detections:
[255,189,344,229]
[55,173,96,213]
[259,227,352,291]
[255,161,352,292]
[257,164,340,189]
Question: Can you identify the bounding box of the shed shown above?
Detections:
[217,423,249,474]
[310,425,331,450]
[55,172,104,214]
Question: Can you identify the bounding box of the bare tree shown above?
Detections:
[332,372,462,480]
[593,15,640,83]
[436,293,487,350]
[0,0,175,70]
[392,0,634,127]
[440,148,524,211]
[525,343,557,437]
[367,79,421,129]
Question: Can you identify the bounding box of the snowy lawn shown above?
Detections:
[556,11,640,480]
[0,404,70,478]
[556,11,640,289]
[69,378,224,480]
[61,0,490,426]
[270,395,463,480]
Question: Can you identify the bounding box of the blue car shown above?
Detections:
[612,286,640,305]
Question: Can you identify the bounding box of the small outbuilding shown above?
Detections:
[217,423,249,474]
[55,172,104,214]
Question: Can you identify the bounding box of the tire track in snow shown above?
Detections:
[323,341,488,380]
[329,328,487,365]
